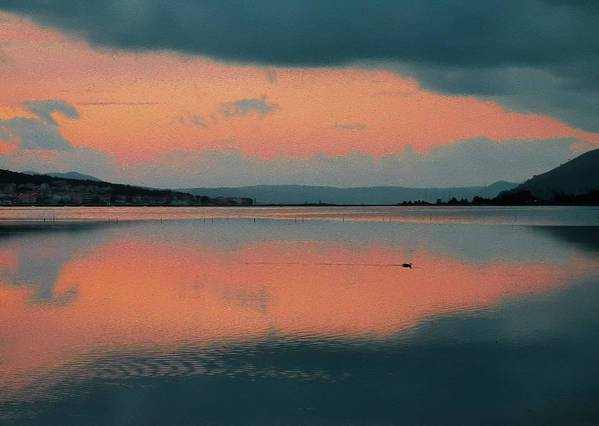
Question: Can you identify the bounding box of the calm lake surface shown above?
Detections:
[1,206,598,425]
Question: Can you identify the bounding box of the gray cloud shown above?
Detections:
[176,102,276,130]
[176,113,208,129]
[220,96,279,118]
[24,99,79,125]
[0,117,73,151]
[1,0,598,130]
[0,100,80,151]
[0,100,113,176]
[189,114,208,128]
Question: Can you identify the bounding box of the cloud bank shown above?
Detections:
[124,138,589,188]
[1,0,598,130]
[0,101,593,188]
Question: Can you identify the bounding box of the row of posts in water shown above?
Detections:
[34,215,536,224]
[157,216,406,223]
[39,216,408,222]
[39,216,460,223]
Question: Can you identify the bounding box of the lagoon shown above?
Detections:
[1,206,598,425]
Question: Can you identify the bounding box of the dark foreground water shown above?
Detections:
[1,207,598,425]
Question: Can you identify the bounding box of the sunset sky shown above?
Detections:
[1,1,598,187]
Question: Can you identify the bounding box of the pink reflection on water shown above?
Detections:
[1,229,596,397]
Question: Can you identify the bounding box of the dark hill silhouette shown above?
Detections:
[0,169,251,206]
[1,169,161,195]
[514,148,599,199]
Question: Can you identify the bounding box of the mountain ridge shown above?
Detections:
[179,181,519,205]
[23,170,103,182]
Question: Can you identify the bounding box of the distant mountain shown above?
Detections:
[513,148,599,199]
[47,171,102,182]
[179,181,518,205]
[23,170,102,182]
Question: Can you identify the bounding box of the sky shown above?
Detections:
[0,1,598,188]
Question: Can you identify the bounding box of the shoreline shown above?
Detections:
[1,203,599,208]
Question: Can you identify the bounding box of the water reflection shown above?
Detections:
[0,223,116,303]
[1,205,599,225]
[0,216,598,425]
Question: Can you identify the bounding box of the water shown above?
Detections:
[0,205,598,225]
[1,207,598,425]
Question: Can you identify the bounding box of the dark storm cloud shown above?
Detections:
[1,0,598,130]
[1,0,595,67]
[391,63,599,132]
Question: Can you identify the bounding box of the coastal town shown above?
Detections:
[0,170,253,206]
